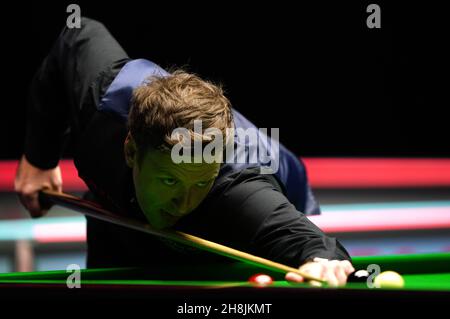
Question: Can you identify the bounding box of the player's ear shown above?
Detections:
[124,132,137,168]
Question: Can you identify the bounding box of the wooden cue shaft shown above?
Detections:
[39,189,325,283]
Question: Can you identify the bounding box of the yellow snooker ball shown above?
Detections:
[374,271,405,288]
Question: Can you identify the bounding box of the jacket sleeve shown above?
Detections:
[24,17,128,169]
[249,190,351,267]
[25,47,70,169]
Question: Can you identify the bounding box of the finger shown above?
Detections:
[340,260,355,275]
[300,262,324,282]
[335,265,348,286]
[324,264,339,287]
[20,190,45,218]
[308,280,323,287]
[54,181,63,193]
[39,186,55,211]
[285,272,304,283]
[31,209,48,218]
[50,176,63,193]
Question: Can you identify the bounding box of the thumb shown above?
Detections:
[285,272,304,283]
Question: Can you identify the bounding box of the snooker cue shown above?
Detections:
[39,189,325,283]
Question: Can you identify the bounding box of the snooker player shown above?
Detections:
[15,18,354,286]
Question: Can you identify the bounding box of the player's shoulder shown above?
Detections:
[208,166,286,203]
[216,165,282,187]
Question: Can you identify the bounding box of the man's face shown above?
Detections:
[130,149,220,229]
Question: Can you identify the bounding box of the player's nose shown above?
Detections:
[172,192,194,216]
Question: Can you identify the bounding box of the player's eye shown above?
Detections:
[161,178,178,186]
[196,179,213,188]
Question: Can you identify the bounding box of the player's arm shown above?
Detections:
[203,170,353,286]
[247,187,354,286]
[15,38,71,217]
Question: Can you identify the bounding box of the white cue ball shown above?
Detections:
[374,271,405,288]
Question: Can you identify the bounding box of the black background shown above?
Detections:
[1,1,448,159]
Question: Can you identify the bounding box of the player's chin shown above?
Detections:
[156,213,180,229]
[145,216,170,230]
[151,219,172,230]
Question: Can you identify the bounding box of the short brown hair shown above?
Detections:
[128,71,233,159]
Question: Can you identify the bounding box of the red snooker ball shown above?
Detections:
[248,274,273,286]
